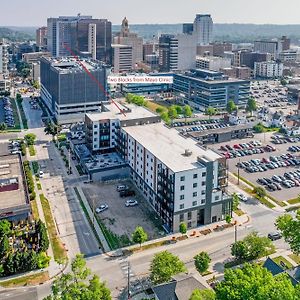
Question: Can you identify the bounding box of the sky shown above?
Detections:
[1,0,300,26]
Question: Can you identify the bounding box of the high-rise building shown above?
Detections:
[193,14,213,45]
[36,26,48,49]
[114,17,143,66]
[280,36,291,51]
[254,40,282,59]
[40,56,107,124]
[112,44,133,73]
[158,34,197,72]
[183,23,194,35]
[47,15,112,64]
[0,42,9,75]
[76,18,112,64]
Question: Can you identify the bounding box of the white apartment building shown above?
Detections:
[0,43,9,75]
[196,56,231,71]
[84,102,231,232]
[193,14,213,46]
[112,44,133,73]
[254,61,283,78]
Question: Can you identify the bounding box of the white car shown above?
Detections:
[11,150,20,155]
[125,200,138,207]
[117,184,128,192]
[237,193,248,202]
[39,171,44,178]
[95,204,108,213]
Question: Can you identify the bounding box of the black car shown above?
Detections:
[120,190,136,197]
[268,232,282,241]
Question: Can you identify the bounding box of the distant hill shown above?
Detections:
[0,27,35,41]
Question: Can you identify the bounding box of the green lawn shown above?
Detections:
[0,271,49,288]
[16,98,28,129]
[272,256,293,269]
[289,254,300,265]
[30,199,39,220]
[29,145,36,156]
[39,194,67,262]
[146,101,168,113]
[287,198,300,205]
[234,209,245,216]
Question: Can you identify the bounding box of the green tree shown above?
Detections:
[132,226,148,248]
[179,222,187,235]
[276,210,300,254]
[0,123,7,131]
[215,263,296,300]
[46,254,111,300]
[168,105,178,121]
[226,100,237,114]
[32,80,40,89]
[253,186,266,199]
[160,112,170,124]
[0,235,10,258]
[183,105,193,120]
[189,289,215,300]
[205,107,217,119]
[246,98,257,116]
[0,220,11,237]
[156,107,164,114]
[231,241,248,261]
[174,105,183,115]
[281,78,288,86]
[150,251,186,284]
[36,220,49,252]
[232,193,239,211]
[225,215,232,224]
[194,252,211,274]
[24,133,37,146]
[253,123,265,133]
[44,122,61,139]
[37,252,51,269]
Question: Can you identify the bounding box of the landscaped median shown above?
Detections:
[39,193,67,263]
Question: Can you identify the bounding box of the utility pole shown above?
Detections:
[234,224,237,243]
[92,197,95,227]
[68,147,71,175]
[237,158,240,185]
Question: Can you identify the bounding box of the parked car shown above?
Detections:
[268,232,282,241]
[125,200,138,207]
[95,204,108,213]
[117,184,128,192]
[237,193,248,202]
[120,190,135,197]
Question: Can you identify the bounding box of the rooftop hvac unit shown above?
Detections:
[183,149,192,157]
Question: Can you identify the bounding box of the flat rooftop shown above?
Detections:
[86,101,157,122]
[123,123,221,172]
[44,56,105,73]
[85,152,126,171]
[0,154,28,211]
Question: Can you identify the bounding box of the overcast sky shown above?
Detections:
[1,0,300,26]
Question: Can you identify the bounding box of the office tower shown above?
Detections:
[112,44,133,73]
[254,40,282,59]
[77,18,112,64]
[36,26,48,49]
[114,17,143,66]
[183,23,194,34]
[193,14,213,45]
[158,34,197,72]
[40,56,107,124]
[0,42,9,74]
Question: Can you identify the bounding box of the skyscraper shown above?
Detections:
[193,14,213,46]
[114,17,143,66]
[36,26,48,49]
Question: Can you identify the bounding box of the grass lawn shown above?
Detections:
[30,199,39,220]
[16,98,28,129]
[286,205,300,212]
[234,209,245,216]
[10,98,21,129]
[289,254,300,265]
[39,194,67,262]
[287,198,300,205]
[272,256,293,269]
[0,271,49,287]
[146,101,168,113]
[29,145,36,156]
[37,182,42,190]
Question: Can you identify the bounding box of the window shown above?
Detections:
[202,182,206,186]
[94,138,97,141]
[180,176,185,181]
[192,201,197,206]
[179,214,184,222]
[94,124,97,128]
[201,190,206,195]
[187,221,192,228]
[215,196,220,201]
[212,216,217,223]
[188,212,192,220]
[193,183,197,188]
[193,192,197,197]
[193,174,198,179]
[202,172,206,177]
[180,204,184,209]
[201,199,205,204]
[180,195,184,200]
[180,185,185,191]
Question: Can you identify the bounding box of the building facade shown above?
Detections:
[196,56,231,71]
[112,44,133,73]
[193,14,213,46]
[36,26,48,49]
[40,56,107,123]
[173,69,250,111]
[0,42,9,75]
[254,61,284,78]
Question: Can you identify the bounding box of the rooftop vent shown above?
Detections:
[183,149,192,157]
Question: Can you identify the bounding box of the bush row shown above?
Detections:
[23,161,35,200]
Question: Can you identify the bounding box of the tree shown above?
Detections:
[132,226,148,248]
[160,112,170,124]
[225,215,232,224]
[205,107,217,119]
[179,222,187,235]
[226,100,237,114]
[174,105,182,115]
[0,123,7,131]
[32,80,40,89]
[253,186,266,199]
[194,252,211,274]
[232,193,239,211]
[36,220,49,252]
[156,107,164,114]
[189,289,215,300]
[231,232,275,261]
[37,252,51,269]
[276,210,300,254]
[215,263,297,300]
[253,123,265,133]
[168,105,178,121]
[45,254,111,300]
[281,78,288,86]
[0,235,10,258]
[0,220,11,237]
[24,133,36,146]
[44,122,61,138]
[150,251,186,284]
[246,98,257,116]
[183,105,193,122]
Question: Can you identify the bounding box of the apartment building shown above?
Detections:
[254,61,283,78]
[84,102,231,232]
[0,42,9,75]
[196,56,231,71]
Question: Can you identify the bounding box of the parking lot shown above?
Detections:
[82,181,163,244]
[210,132,300,202]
